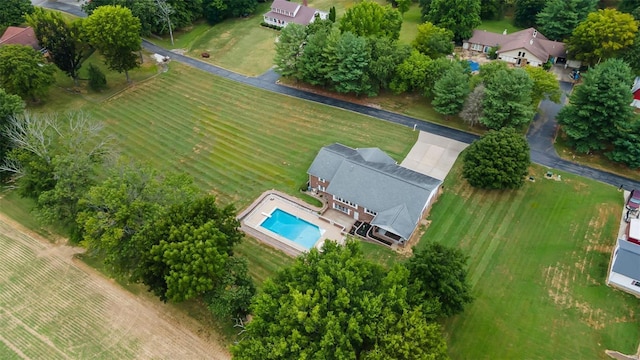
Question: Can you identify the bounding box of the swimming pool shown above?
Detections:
[260,208,322,250]
[467,60,480,72]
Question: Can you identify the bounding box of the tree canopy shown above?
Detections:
[135,195,243,301]
[424,0,481,42]
[407,242,473,317]
[0,0,33,27]
[77,161,199,274]
[27,8,93,85]
[0,45,55,101]
[0,88,24,182]
[463,127,531,189]
[83,5,142,82]
[536,0,597,41]
[339,0,402,41]
[432,64,470,117]
[412,22,454,58]
[567,9,638,66]
[231,240,449,360]
[523,66,561,105]
[514,0,546,28]
[481,68,534,129]
[557,58,636,153]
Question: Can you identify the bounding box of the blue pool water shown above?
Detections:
[467,60,480,72]
[260,209,321,250]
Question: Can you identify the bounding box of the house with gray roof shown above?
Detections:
[307,143,442,245]
[263,0,327,28]
[608,238,640,297]
[463,27,581,68]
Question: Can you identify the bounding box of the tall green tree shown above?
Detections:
[390,50,432,94]
[622,31,640,74]
[557,59,636,153]
[77,161,198,275]
[607,121,640,169]
[0,0,33,27]
[27,9,94,86]
[0,88,24,182]
[204,257,256,319]
[407,242,473,317]
[514,0,546,28]
[481,68,534,129]
[432,64,470,117]
[339,0,402,40]
[299,26,334,86]
[135,195,243,301]
[368,37,411,92]
[523,66,561,105]
[537,0,597,41]
[83,5,142,82]
[273,23,307,79]
[462,127,531,189]
[0,45,55,101]
[412,22,454,58]
[480,0,505,20]
[231,240,449,360]
[566,9,637,65]
[425,0,481,42]
[619,0,640,13]
[328,32,372,95]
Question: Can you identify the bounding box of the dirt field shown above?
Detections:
[0,214,231,360]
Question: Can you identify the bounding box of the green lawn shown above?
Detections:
[421,163,639,359]
[476,18,523,34]
[151,0,387,76]
[82,62,415,282]
[398,4,422,45]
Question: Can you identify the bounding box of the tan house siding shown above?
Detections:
[498,48,545,66]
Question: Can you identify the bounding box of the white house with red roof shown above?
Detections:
[463,28,581,68]
[263,0,327,28]
[0,26,40,50]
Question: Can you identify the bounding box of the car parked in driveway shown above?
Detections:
[627,190,640,210]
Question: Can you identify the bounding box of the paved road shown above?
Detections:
[36,1,640,189]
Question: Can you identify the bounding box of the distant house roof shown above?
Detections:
[631,77,640,108]
[307,143,441,240]
[612,239,640,280]
[467,28,566,62]
[0,26,40,50]
[264,0,324,26]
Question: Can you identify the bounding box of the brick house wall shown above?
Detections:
[310,175,375,222]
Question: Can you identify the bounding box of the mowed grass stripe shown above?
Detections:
[424,165,639,359]
[91,63,415,208]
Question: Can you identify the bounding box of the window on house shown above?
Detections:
[522,52,526,57]
[318,177,326,182]
[333,203,350,215]
[318,185,325,192]
[365,208,377,216]
[333,195,357,209]
[633,280,640,288]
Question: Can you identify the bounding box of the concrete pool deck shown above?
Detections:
[238,190,347,256]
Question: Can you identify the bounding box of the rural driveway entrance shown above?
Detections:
[401,132,468,181]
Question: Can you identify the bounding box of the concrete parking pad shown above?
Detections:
[401,131,469,180]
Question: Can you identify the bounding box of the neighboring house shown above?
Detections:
[463,27,580,68]
[631,77,640,109]
[307,143,442,245]
[608,237,640,297]
[0,26,40,50]
[263,0,327,28]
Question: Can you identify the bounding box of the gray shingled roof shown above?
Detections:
[308,143,441,240]
[612,239,640,280]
